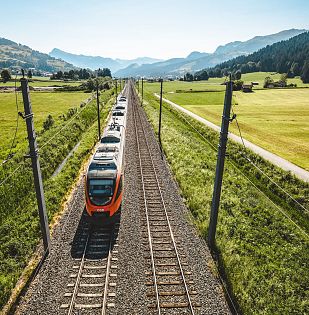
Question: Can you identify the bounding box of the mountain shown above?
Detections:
[114,28,307,77]
[206,31,309,79]
[0,38,75,73]
[49,48,162,73]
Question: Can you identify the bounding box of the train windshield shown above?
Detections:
[88,179,115,206]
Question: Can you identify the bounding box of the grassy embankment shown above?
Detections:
[145,73,309,170]
[141,89,309,315]
[0,76,82,87]
[0,91,90,160]
[0,88,115,309]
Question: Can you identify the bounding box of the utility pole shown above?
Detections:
[158,79,163,150]
[208,76,233,249]
[141,77,144,106]
[138,79,140,93]
[115,79,118,102]
[20,77,51,253]
[96,79,101,140]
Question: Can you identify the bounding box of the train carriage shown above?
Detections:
[85,92,127,222]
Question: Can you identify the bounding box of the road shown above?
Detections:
[154,93,309,183]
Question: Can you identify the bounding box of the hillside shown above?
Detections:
[49,48,162,72]
[208,31,309,78]
[114,29,307,77]
[0,38,75,73]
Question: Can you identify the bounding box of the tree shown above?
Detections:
[1,69,11,82]
[194,69,209,81]
[264,76,273,88]
[27,70,32,79]
[43,115,54,131]
[184,72,193,81]
[279,73,288,87]
[97,68,111,77]
[301,60,309,83]
[233,80,243,91]
[290,62,301,76]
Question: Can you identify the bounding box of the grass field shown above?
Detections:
[0,91,93,160]
[144,73,309,170]
[142,90,309,315]
[0,79,82,87]
[144,72,306,94]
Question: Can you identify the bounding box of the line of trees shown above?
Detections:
[50,67,111,80]
[182,69,210,81]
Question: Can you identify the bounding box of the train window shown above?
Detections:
[101,136,120,143]
[89,162,117,170]
[88,179,115,206]
[112,112,124,116]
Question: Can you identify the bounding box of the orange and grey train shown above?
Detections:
[85,93,128,221]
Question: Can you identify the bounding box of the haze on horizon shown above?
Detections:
[1,0,308,60]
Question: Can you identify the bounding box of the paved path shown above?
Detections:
[154,93,309,182]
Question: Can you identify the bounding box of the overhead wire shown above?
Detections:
[0,163,24,187]
[231,106,309,214]
[157,94,308,238]
[1,74,20,166]
[38,79,113,152]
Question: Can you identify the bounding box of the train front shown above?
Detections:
[85,157,122,221]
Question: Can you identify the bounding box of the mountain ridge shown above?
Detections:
[0,38,75,73]
[115,28,307,77]
[49,48,163,73]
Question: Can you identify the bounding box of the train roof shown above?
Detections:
[93,151,118,161]
[112,110,125,116]
[101,130,121,144]
[88,168,117,179]
[97,145,119,152]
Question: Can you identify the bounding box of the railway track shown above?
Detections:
[130,82,201,314]
[60,212,120,315]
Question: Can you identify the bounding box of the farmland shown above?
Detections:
[144,72,309,170]
[0,91,91,160]
[141,90,309,315]
[0,78,82,87]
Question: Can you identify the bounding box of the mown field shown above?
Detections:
[0,79,82,87]
[144,73,309,170]
[141,90,309,315]
[0,87,114,309]
[0,91,91,160]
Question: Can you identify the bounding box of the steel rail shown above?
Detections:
[67,227,91,315]
[130,82,195,314]
[101,224,115,315]
[131,85,162,315]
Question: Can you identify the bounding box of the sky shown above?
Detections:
[1,0,309,60]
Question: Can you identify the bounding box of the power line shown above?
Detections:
[231,106,309,214]
[1,75,20,166]
[156,96,308,238]
[38,79,113,152]
[0,163,24,187]
[227,157,309,239]
[38,95,95,152]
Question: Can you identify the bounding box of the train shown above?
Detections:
[85,89,128,222]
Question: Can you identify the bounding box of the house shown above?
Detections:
[242,84,253,92]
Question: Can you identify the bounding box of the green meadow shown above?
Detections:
[144,72,309,170]
[0,91,92,160]
[0,78,82,87]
